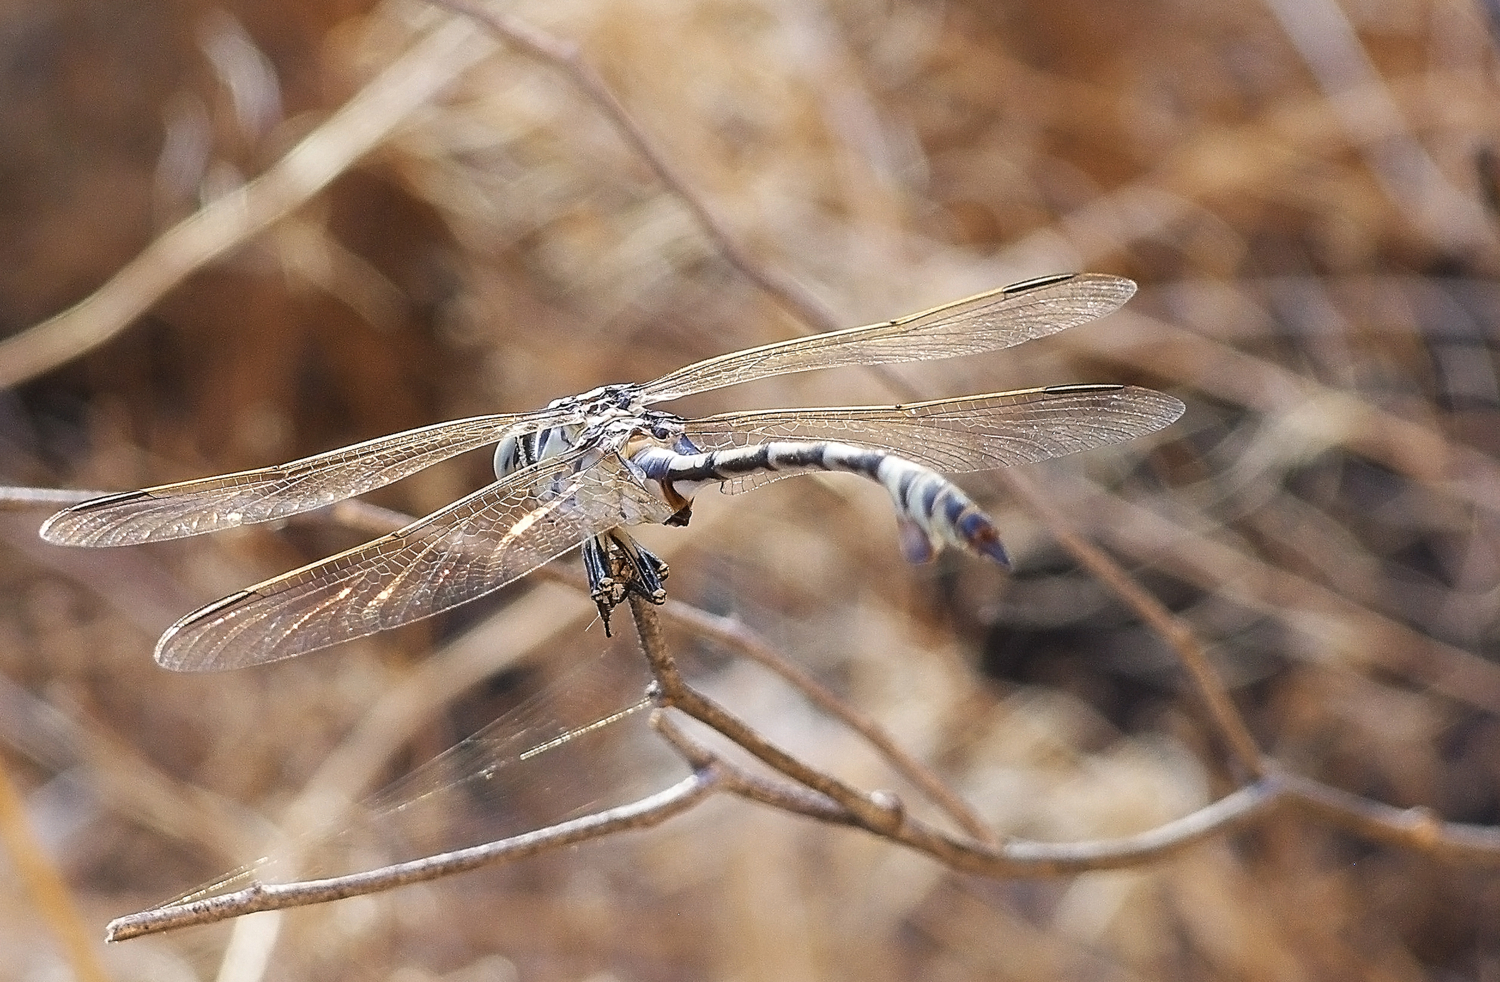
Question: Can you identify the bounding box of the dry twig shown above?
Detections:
[5,0,1499,973]
[91,548,1500,940]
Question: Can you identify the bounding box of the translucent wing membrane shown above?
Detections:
[640,273,1135,403]
[686,384,1184,492]
[157,446,675,671]
[169,643,668,906]
[38,411,573,546]
[40,272,1178,672]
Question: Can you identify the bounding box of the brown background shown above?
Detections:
[3,0,1500,978]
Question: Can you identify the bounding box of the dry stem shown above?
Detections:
[60,514,1496,941]
[3,0,1497,961]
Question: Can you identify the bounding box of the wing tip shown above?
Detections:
[1120,386,1186,428]
[37,511,73,545]
[154,590,262,672]
[1159,391,1187,426]
[38,490,153,546]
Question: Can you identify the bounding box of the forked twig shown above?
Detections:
[329,498,999,843]
[98,567,1244,941]
[627,592,905,835]
[87,535,1500,941]
[658,598,1000,845]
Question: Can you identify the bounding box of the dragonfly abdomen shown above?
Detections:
[632,441,1009,567]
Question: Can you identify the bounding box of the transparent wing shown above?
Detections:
[39,409,577,547]
[685,384,1184,493]
[640,273,1136,403]
[156,445,676,671]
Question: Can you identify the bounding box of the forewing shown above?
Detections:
[640,273,1136,403]
[156,446,676,671]
[39,410,574,547]
[686,384,1184,493]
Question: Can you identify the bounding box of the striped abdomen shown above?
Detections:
[631,441,1009,567]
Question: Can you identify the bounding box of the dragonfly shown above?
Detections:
[41,272,1183,672]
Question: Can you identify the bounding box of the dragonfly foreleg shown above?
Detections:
[581,535,621,634]
[634,441,1011,568]
[581,530,670,636]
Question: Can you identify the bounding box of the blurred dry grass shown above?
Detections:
[3,0,1500,978]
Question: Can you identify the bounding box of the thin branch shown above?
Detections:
[996,471,1267,778]
[659,598,999,845]
[652,714,858,826]
[423,0,842,334]
[632,586,1270,877]
[632,620,1279,877]
[1280,772,1500,865]
[628,592,907,836]
[865,780,1276,878]
[650,700,1278,876]
[661,707,1500,877]
[105,767,719,942]
[0,487,105,510]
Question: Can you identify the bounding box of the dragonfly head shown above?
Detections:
[639,409,686,443]
[613,411,686,457]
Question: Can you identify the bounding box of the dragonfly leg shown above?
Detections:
[582,535,627,636]
[613,532,669,603]
[582,531,669,636]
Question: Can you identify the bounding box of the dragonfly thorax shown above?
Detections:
[493,384,642,479]
[492,398,690,481]
[544,382,645,414]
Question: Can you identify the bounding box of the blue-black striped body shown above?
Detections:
[630,440,1009,566]
[494,394,1009,569]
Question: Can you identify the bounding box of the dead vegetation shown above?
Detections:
[3,0,1500,979]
